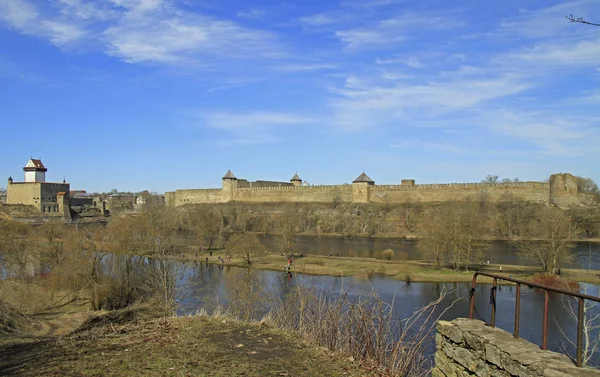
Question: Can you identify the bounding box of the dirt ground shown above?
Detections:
[0,307,367,377]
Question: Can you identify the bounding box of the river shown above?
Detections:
[176,262,600,367]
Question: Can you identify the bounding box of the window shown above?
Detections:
[42,206,46,212]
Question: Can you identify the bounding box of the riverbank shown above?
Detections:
[0,305,367,377]
[166,249,600,285]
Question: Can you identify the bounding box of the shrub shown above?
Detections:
[382,249,395,260]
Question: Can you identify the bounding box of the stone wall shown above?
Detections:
[370,182,549,204]
[234,185,352,203]
[165,173,588,207]
[7,182,69,216]
[433,318,600,377]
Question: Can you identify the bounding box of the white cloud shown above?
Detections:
[336,14,464,49]
[499,39,600,70]
[390,140,464,154]
[0,0,87,47]
[203,112,314,131]
[0,0,282,65]
[300,14,339,27]
[272,64,337,72]
[376,56,423,68]
[0,0,38,28]
[237,9,269,19]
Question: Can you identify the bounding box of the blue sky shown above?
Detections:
[0,0,599,193]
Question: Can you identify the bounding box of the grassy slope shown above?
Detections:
[0,308,366,377]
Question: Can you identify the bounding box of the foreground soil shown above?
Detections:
[0,307,366,377]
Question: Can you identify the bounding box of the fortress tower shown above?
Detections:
[352,172,374,203]
[222,170,238,202]
[24,158,47,183]
[290,173,302,187]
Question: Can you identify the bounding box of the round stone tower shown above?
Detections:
[290,172,302,187]
[222,170,238,202]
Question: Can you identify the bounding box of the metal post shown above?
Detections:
[577,297,584,367]
[514,283,521,338]
[469,274,477,319]
[491,278,497,327]
[542,290,549,350]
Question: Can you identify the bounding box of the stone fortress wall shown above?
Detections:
[166,171,592,208]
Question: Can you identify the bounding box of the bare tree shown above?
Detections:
[275,208,299,256]
[420,203,488,270]
[226,233,264,265]
[482,174,499,183]
[566,15,600,27]
[576,176,599,194]
[516,206,575,274]
[419,206,450,269]
[495,192,534,239]
[557,245,600,367]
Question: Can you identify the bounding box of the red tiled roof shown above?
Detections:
[57,192,66,196]
[30,159,45,169]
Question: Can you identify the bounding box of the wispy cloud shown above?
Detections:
[199,111,315,145]
[390,140,464,154]
[0,0,87,47]
[336,14,464,49]
[237,9,270,20]
[272,63,337,72]
[203,112,314,131]
[0,0,284,66]
[300,14,340,27]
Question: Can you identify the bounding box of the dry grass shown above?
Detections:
[0,310,367,377]
[164,250,600,285]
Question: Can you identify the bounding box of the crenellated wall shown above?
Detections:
[433,318,600,377]
[165,173,588,207]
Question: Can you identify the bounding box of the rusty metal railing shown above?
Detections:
[469,272,600,367]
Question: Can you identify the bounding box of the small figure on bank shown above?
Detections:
[210,251,213,256]
[227,255,230,262]
[499,266,502,271]
[486,259,490,265]
[205,257,209,264]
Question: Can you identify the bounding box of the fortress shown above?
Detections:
[166,171,592,208]
[6,158,72,219]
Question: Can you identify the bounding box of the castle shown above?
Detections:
[6,158,71,218]
[165,171,592,208]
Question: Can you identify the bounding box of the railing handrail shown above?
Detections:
[471,272,600,303]
[469,272,600,367]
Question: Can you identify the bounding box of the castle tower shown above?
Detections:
[352,172,374,203]
[549,173,579,207]
[290,172,302,187]
[23,158,47,183]
[222,170,238,203]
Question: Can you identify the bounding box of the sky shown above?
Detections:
[0,0,599,193]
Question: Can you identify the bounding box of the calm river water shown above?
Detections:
[176,262,600,367]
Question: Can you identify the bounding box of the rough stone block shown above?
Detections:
[437,320,465,344]
[435,319,600,377]
[442,340,490,376]
[436,349,465,377]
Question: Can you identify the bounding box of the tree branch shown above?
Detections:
[566,15,600,27]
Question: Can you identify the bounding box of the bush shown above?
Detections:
[382,249,395,260]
